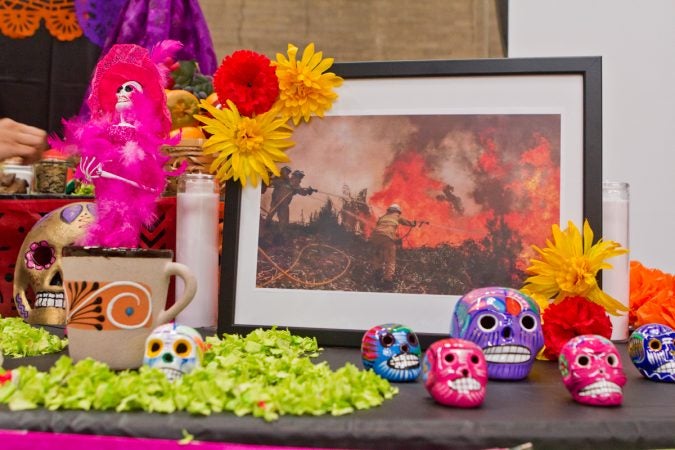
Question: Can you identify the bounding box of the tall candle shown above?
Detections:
[175,173,219,328]
[602,181,630,341]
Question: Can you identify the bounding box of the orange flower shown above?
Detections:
[630,260,675,328]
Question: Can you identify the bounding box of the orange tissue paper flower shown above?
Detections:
[630,260,675,329]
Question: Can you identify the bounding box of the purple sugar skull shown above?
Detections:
[361,323,422,382]
[628,323,675,383]
[451,287,543,380]
[559,335,626,406]
[422,338,487,408]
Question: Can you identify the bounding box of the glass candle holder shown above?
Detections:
[175,173,220,328]
[602,181,630,341]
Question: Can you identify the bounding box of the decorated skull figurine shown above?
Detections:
[422,338,487,407]
[628,323,675,383]
[144,323,206,381]
[361,323,422,382]
[13,202,95,325]
[559,335,626,406]
[451,287,543,380]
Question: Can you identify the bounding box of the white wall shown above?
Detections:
[509,0,675,274]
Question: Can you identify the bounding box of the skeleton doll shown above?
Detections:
[422,338,487,408]
[361,323,422,382]
[51,42,181,248]
[143,323,206,381]
[559,334,626,406]
[13,202,95,325]
[629,323,675,383]
[451,287,543,380]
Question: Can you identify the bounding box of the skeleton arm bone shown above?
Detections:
[78,156,161,193]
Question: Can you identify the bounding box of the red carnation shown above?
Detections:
[542,296,612,360]
[213,50,279,117]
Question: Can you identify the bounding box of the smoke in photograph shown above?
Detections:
[257,114,561,295]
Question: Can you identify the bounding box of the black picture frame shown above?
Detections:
[218,57,602,348]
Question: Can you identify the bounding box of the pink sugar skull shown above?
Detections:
[558,335,626,406]
[422,338,487,408]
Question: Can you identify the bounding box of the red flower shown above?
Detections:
[542,296,612,360]
[213,50,279,117]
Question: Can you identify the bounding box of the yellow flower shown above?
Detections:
[195,100,294,187]
[522,220,629,315]
[520,287,550,314]
[273,43,343,125]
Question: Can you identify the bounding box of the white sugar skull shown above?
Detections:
[629,323,675,383]
[13,202,95,325]
[115,81,143,112]
[422,338,487,408]
[144,323,206,381]
[559,334,626,406]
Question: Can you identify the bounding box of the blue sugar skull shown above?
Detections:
[361,323,422,382]
[451,287,543,380]
[629,323,675,383]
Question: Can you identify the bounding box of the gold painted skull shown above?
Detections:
[13,202,95,325]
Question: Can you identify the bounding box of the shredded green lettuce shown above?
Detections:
[0,327,397,420]
[0,317,67,357]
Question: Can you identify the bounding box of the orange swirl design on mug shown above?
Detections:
[66,280,153,331]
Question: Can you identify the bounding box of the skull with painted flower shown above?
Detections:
[559,334,626,406]
[451,287,543,380]
[13,202,95,325]
[629,323,675,383]
[422,338,487,408]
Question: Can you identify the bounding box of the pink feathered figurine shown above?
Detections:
[53,41,181,248]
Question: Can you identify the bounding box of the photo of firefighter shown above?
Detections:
[370,204,418,290]
[257,114,561,295]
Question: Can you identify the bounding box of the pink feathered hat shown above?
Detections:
[87,43,171,133]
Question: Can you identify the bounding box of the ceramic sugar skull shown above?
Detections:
[144,323,206,381]
[13,202,95,325]
[361,323,422,382]
[558,335,626,406]
[450,287,543,380]
[628,323,675,383]
[422,338,487,407]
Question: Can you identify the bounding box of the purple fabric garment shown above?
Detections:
[75,0,128,47]
[101,0,217,75]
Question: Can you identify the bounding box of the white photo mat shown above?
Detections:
[234,75,583,334]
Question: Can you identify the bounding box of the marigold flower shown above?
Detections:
[195,100,293,187]
[213,50,279,117]
[541,296,612,360]
[522,220,628,315]
[273,43,343,125]
[630,260,675,328]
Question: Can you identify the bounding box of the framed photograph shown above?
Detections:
[218,57,602,347]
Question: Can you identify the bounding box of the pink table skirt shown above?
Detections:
[0,429,328,450]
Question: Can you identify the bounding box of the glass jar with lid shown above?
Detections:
[34,150,70,194]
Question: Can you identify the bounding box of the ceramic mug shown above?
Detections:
[62,246,197,369]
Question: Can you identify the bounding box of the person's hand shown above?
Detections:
[0,118,48,164]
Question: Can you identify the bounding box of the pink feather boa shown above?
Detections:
[52,92,179,248]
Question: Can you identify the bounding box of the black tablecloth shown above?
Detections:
[2,337,674,450]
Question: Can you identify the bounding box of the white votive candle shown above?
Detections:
[602,181,630,341]
[175,173,220,328]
